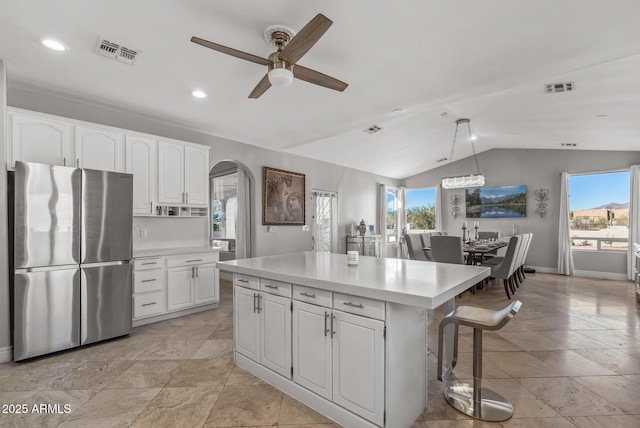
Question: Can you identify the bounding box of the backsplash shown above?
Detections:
[133,217,209,250]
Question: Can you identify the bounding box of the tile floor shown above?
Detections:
[0,273,639,427]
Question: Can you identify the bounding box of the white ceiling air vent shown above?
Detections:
[544,82,574,93]
[363,124,383,134]
[560,143,577,147]
[95,38,140,65]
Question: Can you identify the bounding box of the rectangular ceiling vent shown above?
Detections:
[545,82,574,93]
[95,38,141,65]
[560,143,577,147]
[363,124,383,134]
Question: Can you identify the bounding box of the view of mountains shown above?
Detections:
[591,202,629,209]
[480,194,522,204]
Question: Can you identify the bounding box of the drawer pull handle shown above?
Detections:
[344,302,364,309]
[141,262,157,265]
[141,302,157,307]
[237,278,249,283]
[300,292,316,298]
[141,279,157,283]
[186,259,203,263]
[264,284,278,289]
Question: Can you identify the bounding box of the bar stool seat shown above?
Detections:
[437,300,522,422]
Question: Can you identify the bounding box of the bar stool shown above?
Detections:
[437,300,522,422]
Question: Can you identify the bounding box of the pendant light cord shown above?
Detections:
[466,120,482,176]
[446,121,461,179]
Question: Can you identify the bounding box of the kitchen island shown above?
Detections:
[218,251,489,428]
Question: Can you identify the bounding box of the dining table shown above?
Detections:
[463,241,508,264]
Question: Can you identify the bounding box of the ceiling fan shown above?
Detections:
[191,13,348,98]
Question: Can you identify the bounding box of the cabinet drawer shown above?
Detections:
[134,292,164,319]
[134,257,165,270]
[333,293,385,321]
[293,285,332,308]
[234,273,259,290]
[167,252,218,267]
[134,269,164,294]
[260,278,291,298]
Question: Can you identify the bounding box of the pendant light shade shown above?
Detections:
[441,119,485,190]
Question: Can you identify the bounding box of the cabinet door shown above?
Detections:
[194,263,218,304]
[184,145,209,206]
[260,293,291,378]
[234,286,261,363]
[167,266,193,311]
[332,310,385,426]
[75,125,124,171]
[292,301,332,400]
[10,112,73,168]
[125,136,157,215]
[158,140,184,204]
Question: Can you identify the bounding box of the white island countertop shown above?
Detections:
[218,251,489,309]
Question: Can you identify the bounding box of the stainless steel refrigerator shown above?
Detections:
[12,161,133,361]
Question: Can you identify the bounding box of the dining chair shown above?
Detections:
[419,233,434,261]
[480,235,521,299]
[430,235,465,264]
[406,233,430,261]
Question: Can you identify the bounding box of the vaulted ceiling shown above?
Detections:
[2,1,640,179]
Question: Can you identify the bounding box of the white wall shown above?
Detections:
[403,148,640,275]
[7,86,399,257]
[0,61,10,356]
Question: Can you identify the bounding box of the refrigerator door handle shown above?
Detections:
[81,260,132,268]
[15,264,78,274]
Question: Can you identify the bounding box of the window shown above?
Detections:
[385,187,402,243]
[405,187,437,233]
[312,190,338,253]
[211,172,238,240]
[568,171,630,251]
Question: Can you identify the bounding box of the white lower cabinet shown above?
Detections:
[292,300,385,426]
[133,257,166,321]
[167,266,193,311]
[234,283,292,379]
[167,253,219,311]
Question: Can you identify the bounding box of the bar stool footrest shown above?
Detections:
[443,384,513,422]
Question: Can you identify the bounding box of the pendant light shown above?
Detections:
[441,118,485,189]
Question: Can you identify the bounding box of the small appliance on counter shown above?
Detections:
[10,161,133,361]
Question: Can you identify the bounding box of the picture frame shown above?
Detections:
[465,185,526,218]
[262,166,305,225]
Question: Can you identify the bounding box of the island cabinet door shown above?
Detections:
[332,310,385,426]
[234,286,261,363]
[260,293,291,378]
[292,301,332,400]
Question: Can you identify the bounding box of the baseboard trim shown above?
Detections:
[529,266,629,281]
[132,302,219,327]
[0,346,13,363]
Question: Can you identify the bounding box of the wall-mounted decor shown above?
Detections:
[450,194,462,218]
[465,185,526,218]
[262,167,305,225]
[535,188,549,218]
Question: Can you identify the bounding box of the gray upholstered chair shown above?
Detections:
[405,233,430,261]
[480,235,521,299]
[430,235,465,265]
[419,233,434,261]
[437,300,523,421]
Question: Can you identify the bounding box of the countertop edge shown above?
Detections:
[134,246,223,258]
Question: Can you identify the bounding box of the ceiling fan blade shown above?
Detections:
[293,65,348,92]
[191,36,270,66]
[279,14,332,64]
[248,74,272,98]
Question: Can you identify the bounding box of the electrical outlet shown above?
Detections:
[267,226,278,233]
[140,228,148,238]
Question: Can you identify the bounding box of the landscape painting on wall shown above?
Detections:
[465,185,526,218]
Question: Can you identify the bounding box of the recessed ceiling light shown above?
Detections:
[191,90,207,99]
[390,108,405,115]
[40,38,67,51]
[470,135,478,141]
[595,114,608,118]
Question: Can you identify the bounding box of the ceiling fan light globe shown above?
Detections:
[268,68,293,88]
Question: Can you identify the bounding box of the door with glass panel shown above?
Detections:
[312,190,337,253]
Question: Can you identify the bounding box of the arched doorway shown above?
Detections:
[210,161,253,263]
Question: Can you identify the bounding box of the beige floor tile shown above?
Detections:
[106,360,184,388]
[225,366,267,386]
[168,358,234,387]
[191,339,233,359]
[484,351,556,378]
[478,378,559,418]
[203,384,282,427]
[501,417,577,427]
[458,331,523,352]
[421,380,468,421]
[566,414,640,428]
[136,339,204,360]
[132,321,181,337]
[542,330,610,350]
[130,386,221,428]
[208,323,233,340]
[0,361,82,391]
[169,324,218,340]
[496,331,567,351]
[519,377,624,416]
[278,394,334,425]
[577,329,640,349]
[57,388,160,428]
[418,420,498,427]
[47,361,134,390]
[447,352,513,380]
[575,375,640,414]
[527,350,616,376]
[573,347,640,375]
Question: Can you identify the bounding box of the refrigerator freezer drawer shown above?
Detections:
[13,268,80,361]
[81,263,132,345]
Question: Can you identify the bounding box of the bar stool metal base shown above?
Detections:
[444,384,513,422]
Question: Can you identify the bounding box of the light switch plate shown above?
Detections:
[302,225,310,231]
[267,226,278,233]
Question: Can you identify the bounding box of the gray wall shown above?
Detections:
[7,86,399,258]
[0,61,9,353]
[403,148,640,275]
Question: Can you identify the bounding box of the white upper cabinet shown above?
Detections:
[9,111,73,168]
[158,140,209,207]
[125,135,157,215]
[75,125,124,171]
